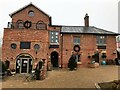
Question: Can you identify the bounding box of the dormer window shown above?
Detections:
[28,10,34,17]
[17,20,24,29]
[36,21,46,30]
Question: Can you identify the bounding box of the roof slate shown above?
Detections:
[9,3,119,36]
[61,26,119,35]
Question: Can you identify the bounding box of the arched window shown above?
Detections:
[36,21,46,30]
[28,10,34,17]
[17,20,24,29]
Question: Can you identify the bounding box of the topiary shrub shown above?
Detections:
[101,53,107,59]
[35,69,40,80]
[0,60,7,76]
[5,60,10,69]
[68,54,77,71]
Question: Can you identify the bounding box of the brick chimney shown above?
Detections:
[84,13,89,27]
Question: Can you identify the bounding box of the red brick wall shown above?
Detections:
[2,5,62,69]
[48,26,61,67]
[61,34,117,67]
[106,36,117,60]
[2,3,61,67]
[11,5,50,26]
[2,4,117,69]
[2,28,49,68]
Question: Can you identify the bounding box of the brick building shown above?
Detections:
[2,3,119,73]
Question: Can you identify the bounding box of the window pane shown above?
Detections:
[20,42,31,49]
[100,39,103,44]
[50,31,59,43]
[11,43,17,49]
[56,36,58,38]
[51,36,54,39]
[36,23,46,29]
[77,38,80,43]
[28,11,34,17]
[55,32,58,35]
[74,38,76,43]
[18,23,23,29]
[51,40,54,43]
[96,36,99,44]
[55,40,58,43]
[74,37,80,44]
[17,21,24,29]
[96,36,106,45]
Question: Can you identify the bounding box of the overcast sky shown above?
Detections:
[0,0,119,40]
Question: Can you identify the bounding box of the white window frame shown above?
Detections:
[50,31,59,44]
[96,36,106,45]
[73,37,80,45]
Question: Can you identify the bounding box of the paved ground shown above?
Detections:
[1,65,119,88]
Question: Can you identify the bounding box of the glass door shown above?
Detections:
[21,58,28,73]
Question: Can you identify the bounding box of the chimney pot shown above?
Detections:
[84,13,89,27]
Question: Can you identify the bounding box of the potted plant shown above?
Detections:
[101,53,107,65]
[88,55,96,68]
[11,69,16,76]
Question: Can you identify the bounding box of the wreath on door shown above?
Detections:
[24,20,32,29]
[74,45,80,52]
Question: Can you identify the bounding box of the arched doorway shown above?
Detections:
[16,53,33,73]
[51,51,59,67]
[117,51,120,59]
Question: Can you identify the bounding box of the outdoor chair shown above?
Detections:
[24,70,36,82]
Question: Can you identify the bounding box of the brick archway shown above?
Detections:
[15,53,33,73]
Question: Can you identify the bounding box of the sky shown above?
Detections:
[0,0,119,44]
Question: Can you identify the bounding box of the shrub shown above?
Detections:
[68,55,77,70]
[5,60,10,69]
[0,60,7,76]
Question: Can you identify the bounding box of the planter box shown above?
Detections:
[77,62,82,64]
[95,80,120,90]
[88,63,99,68]
[88,64,95,68]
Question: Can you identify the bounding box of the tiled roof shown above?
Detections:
[61,26,119,35]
